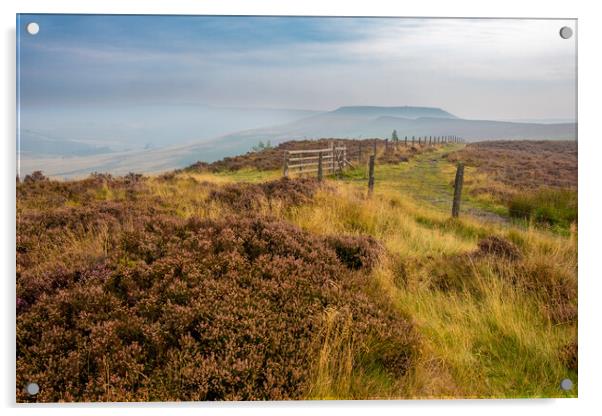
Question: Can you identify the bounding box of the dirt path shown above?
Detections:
[397,146,509,224]
[344,145,509,225]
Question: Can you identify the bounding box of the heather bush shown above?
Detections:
[325,235,382,270]
[208,177,319,211]
[23,170,48,183]
[16,210,416,402]
[475,236,522,261]
[448,140,577,190]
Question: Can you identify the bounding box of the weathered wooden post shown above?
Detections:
[358,141,363,163]
[411,136,415,146]
[282,150,288,177]
[451,163,464,218]
[385,138,389,152]
[372,139,377,155]
[404,136,408,146]
[330,141,335,174]
[429,136,432,146]
[318,152,323,181]
[368,154,375,195]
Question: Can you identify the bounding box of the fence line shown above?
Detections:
[282,136,467,216]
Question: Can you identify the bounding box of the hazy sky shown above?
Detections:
[18,15,576,120]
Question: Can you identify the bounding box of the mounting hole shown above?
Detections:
[560,378,573,391]
[26,22,40,35]
[25,382,39,395]
[559,26,573,39]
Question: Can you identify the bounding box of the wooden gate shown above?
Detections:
[283,144,349,177]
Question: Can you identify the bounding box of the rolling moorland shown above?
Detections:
[16,139,577,401]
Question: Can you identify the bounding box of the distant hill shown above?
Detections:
[330,106,457,119]
[19,105,577,178]
[201,106,576,154]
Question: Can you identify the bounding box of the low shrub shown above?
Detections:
[560,341,578,372]
[475,236,522,261]
[325,235,382,270]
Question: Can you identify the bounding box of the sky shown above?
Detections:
[18,15,577,125]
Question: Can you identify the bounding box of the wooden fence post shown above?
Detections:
[330,141,335,174]
[282,151,288,177]
[385,138,389,152]
[372,140,377,155]
[451,163,464,218]
[358,141,362,163]
[368,155,375,195]
[318,152,323,181]
[405,136,408,146]
[412,136,415,146]
[429,136,432,145]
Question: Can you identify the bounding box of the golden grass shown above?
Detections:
[282,177,577,398]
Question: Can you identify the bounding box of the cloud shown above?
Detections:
[18,16,576,120]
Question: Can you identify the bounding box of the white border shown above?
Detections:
[2,1,601,415]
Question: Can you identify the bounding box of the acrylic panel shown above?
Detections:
[16,14,577,402]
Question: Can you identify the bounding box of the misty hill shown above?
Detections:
[203,106,576,154]
[19,105,576,178]
[330,106,457,119]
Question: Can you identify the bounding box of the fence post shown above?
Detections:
[385,138,389,152]
[372,140,377,155]
[318,152,323,181]
[451,163,464,218]
[358,141,362,163]
[282,151,288,177]
[404,136,408,146]
[368,154,375,195]
[330,141,335,174]
[429,136,432,146]
[412,136,415,146]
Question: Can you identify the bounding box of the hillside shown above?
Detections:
[19,106,577,178]
[17,140,577,401]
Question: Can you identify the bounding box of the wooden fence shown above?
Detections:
[283,144,351,177]
[281,136,466,217]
